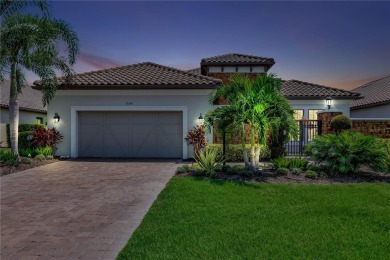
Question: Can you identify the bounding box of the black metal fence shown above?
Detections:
[285,120,322,155]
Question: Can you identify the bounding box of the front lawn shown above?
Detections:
[118,178,390,259]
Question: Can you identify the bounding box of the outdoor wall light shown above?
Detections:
[198,113,204,125]
[326,96,333,110]
[53,113,60,123]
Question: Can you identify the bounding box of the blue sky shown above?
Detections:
[28,1,390,90]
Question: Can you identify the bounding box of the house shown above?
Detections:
[32,53,360,159]
[0,80,47,147]
[350,75,390,118]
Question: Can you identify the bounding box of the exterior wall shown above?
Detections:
[317,111,342,134]
[351,119,390,138]
[350,104,390,118]
[47,89,215,158]
[0,108,46,147]
[288,99,353,118]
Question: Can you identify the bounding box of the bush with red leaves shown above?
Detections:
[31,126,63,149]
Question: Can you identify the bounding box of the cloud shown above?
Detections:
[77,52,123,70]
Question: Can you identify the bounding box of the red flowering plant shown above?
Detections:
[185,124,207,157]
[31,126,63,155]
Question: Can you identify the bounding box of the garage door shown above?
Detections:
[78,111,183,158]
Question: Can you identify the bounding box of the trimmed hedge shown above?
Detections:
[19,131,33,149]
[6,124,43,147]
[207,144,270,162]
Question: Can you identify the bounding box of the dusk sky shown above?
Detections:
[27,1,390,90]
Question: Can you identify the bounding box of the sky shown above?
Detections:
[25,1,390,90]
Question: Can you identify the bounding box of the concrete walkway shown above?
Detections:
[1,160,178,259]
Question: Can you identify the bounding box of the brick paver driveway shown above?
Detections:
[1,160,178,259]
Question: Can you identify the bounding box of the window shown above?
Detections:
[36,117,43,124]
[308,110,321,120]
[237,67,250,73]
[293,110,304,120]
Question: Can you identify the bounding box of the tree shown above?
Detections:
[0,0,49,17]
[210,74,297,171]
[0,7,79,154]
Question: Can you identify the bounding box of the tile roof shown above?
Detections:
[33,62,222,89]
[201,53,275,65]
[281,80,361,99]
[1,80,46,113]
[187,67,201,75]
[351,75,390,109]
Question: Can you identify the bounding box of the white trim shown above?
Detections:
[71,106,188,159]
[57,89,213,96]
[351,118,390,120]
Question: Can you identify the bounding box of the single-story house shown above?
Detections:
[350,75,390,118]
[1,80,47,147]
[32,53,360,159]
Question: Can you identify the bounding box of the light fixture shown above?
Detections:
[198,113,204,125]
[326,96,333,110]
[53,113,60,123]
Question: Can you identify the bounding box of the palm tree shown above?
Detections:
[0,13,79,154]
[0,0,49,17]
[210,74,297,171]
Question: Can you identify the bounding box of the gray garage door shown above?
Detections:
[78,111,183,158]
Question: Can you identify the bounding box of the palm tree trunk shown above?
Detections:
[241,124,249,167]
[9,63,19,155]
[250,126,256,171]
[255,145,260,168]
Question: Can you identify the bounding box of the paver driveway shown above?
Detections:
[1,160,178,259]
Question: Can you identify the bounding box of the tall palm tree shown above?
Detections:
[0,0,49,17]
[0,13,79,154]
[210,74,297,171]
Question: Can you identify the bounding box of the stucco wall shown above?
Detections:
[350,104,390,118]
[47,89,215,158]
[0,108,46,147]
[288,99,353,118]
[0,107,46,124]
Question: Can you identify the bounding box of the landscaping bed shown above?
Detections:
[0,157,59,176]
[176,167,390,184]
[118,177,390,259]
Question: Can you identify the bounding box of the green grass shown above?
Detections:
[118,178,390,259]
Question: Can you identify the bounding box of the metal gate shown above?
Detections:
[285,120,322,155]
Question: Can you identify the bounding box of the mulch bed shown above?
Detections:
[176,171,390,184]
[0,159,59,176]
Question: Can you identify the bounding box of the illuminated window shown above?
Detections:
[308,110,321,120]
[36,117,43,124]
[293,110,304,120]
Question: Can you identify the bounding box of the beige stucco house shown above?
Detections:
[33,53,360,159]
[1,80,47,147]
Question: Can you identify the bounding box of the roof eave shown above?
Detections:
[285,95,361,100]
[351,100,390,110]
[33,83,222,90]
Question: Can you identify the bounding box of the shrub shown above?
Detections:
[271,157,290,169]
[31,126,63,153]
[34,154,45,160]
[305,170,318,179]
[288,157,309,170]
[6,124,43,146]
[35,146,52,157]
[207,144,270,162]
[185,125,207,156]
[19,131,33,149]
[330,115,352,134]
[19,148,36,157]
[305,132,388,175]
[0,150,19,165]
[46,155,54,160]
[176,164,192,174]
[276,167,289,175]
[226,164,245,175]
[195,148,224,176]
[21,157,32,164]
[291,167,302,176]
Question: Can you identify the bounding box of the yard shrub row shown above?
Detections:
[207,144,270,162]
